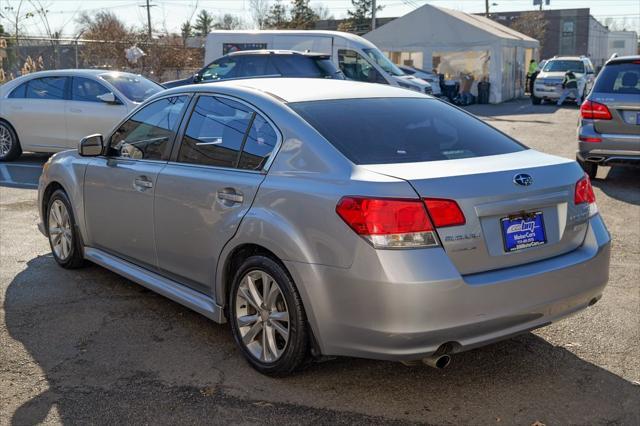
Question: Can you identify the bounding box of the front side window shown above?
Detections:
[201,57,239,81]
[109,96,188,160]
[100,73,162,103]
[290,98,526,165]
[26,77,67,100]
[338,49,385,83]
[72,77,111,103]
[178,96,253,168]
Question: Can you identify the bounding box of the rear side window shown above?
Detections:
[9,83,27,98]
[273,55,337,78]
[178,96,253,168]
[26,77,67,100]
[290,98,526,165]
[593,62,640,94]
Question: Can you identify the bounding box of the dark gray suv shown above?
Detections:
[577,55,640,179]
[163,50,344,88]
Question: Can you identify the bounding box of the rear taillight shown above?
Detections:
[580,100,612,120]
[574,174,598,216]
[336,197,438,248]
[423,198,466,227]
[579,135,602,143]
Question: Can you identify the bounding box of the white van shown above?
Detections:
[204,30,432,94]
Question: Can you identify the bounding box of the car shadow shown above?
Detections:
[5,256,639,424]
[593,166,640,206]
[465,97,564,120]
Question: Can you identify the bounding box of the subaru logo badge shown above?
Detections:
[513,173,533,186]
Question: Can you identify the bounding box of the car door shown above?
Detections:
[154,94,278,294]
[83,95,190,269]
[4,76,69,151]
[66,76,129,146]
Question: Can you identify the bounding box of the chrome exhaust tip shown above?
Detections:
[422,354,451,369]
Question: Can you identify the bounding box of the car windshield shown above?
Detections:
[290,98,526,165]
[363,48,405,77]
[100,73,163,103]
[543,60,585,74]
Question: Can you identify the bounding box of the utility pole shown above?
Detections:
[485,0,489,17]
[372,0,377,30]
[140,0,156,40]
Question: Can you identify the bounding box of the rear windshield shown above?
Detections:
[290,98,526,165]
[543,60,585,74]
[273,56,343,79]
[593,62,640,94]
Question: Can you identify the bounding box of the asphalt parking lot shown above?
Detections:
[1,99,638,424]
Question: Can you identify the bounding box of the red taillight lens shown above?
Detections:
[574,174,596,205]
[580,100,612,120]
[336,197,438,248]
[579,135,602,143]
[423,198,466,227]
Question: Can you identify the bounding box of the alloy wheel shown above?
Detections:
[0,125,12,157]
[234,270,290,363]
[48,199,73,261]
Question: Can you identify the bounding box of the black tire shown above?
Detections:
[578,158,598,180]
[229,255,309,376]
[531,95,541,105]
[46,189,85,269]
[0,120,22,162]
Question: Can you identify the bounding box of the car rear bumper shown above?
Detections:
[578,123,640,166]
[287,214,611,361]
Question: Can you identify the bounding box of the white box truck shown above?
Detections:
[204,30,432,94]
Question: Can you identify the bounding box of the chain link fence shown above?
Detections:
[0,36,204,84]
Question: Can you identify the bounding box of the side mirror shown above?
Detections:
[79,134,104,157]
[193,72,202,83]
[97,92,117,104]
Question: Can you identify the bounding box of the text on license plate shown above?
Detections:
[500,212,546,252]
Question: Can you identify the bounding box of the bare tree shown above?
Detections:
[76,11,135,69]
[249,0,270,29]
[215,13,244,30]
[509,11,547,50]
[313,4,334,21]
[2,0,35,66]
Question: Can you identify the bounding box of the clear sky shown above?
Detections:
[4,0,639,36]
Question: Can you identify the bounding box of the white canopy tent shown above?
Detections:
[364,5,540,103]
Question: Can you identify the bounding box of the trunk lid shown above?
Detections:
[362,150,591,275]
[591,92,640,136]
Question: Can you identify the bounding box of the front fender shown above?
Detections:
[38,151,91,243]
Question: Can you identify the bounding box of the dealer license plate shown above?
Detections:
[501,212,546,252]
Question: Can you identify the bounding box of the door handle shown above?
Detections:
[69,108,82,113]
[217,189,243,204]
[133,176,153,191]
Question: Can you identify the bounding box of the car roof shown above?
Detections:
[227,49,328,57]
[549,56,590,62]
[162,78,427,103]
[7,69,144,80]
[607,55,640,64]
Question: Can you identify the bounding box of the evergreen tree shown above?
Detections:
[193,10,215,36]
[264,0,289,29]
[289,0,317,30]
[345,0,383,33]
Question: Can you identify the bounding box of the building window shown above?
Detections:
[562,21,574,36]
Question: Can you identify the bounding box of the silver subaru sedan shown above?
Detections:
[37,78,611,376]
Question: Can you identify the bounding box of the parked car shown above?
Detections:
[0,70,163,161]
[398,65,441,96]
[577,55,640,179]
[532,56,596,105]
[203,30,432,94]
[162,50,344,88]
[37,78,610,376]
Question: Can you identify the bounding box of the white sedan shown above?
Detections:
[0,69,163,161]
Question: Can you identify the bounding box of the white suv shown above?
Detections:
[532,56,596,105]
